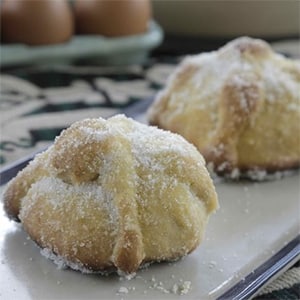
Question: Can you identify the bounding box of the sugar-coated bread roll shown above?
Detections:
[148,37,300,178]
[3,115,218,275]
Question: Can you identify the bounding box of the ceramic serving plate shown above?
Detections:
[1,174,299,300]
[0,101,299,299]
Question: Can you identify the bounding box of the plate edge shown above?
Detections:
[216,235,300,300]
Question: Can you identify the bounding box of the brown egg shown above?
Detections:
[1,0,74,45]
[74,0,151,37]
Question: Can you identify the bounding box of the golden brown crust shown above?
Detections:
[202,70,264,173]
[148,37,300,176]
[3,115,218,274]
[3,152,50,221]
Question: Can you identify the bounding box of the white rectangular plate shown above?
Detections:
[0,103,299,299]
[1,175,299,300]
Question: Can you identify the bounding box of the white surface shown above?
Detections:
[0,173,299,300]
[152,1,299,37]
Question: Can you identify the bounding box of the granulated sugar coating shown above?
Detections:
[3,114,218,276]
[148,37,300,177]
[115,271,193,297]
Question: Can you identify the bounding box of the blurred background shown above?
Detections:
[0,0,299,67]
[152,0,299,55]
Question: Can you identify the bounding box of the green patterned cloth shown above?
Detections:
[256,263,300,299]
[0,60,176,166]
[0,56,299,299]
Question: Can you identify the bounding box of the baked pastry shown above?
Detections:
[148,37,300,177]
[3,114,218,275]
